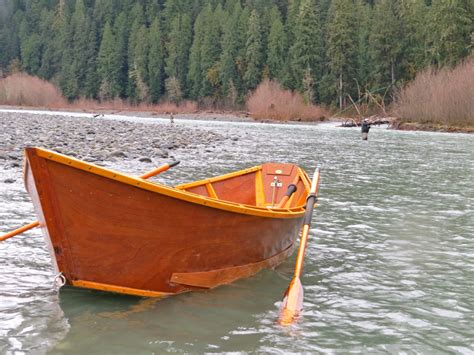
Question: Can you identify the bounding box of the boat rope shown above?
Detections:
[53,272,66,290]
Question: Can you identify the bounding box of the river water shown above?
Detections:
[0,111,473,354]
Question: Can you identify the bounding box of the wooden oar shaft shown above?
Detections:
[292,169,320,276]
[1,161,180,241]
[293,224,310,278]
[0,221,40,242]
[139,160,180,179]
[279,167,320,323]
[276,174,300,209]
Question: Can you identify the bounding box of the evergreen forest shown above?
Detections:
[0,0,472,108]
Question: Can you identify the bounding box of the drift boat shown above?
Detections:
[16,147,315,297]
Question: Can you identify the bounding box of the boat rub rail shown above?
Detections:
[30,147,311,219]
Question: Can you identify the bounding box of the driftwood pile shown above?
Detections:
[340,116,397,128]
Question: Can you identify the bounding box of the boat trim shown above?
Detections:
[32,148,307,219]
[71,280,174,297]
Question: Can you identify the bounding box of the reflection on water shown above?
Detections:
[1,111,473,353]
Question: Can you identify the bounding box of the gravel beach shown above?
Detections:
[0,111,227,181]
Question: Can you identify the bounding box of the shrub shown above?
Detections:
[0,73,66,107]
[246,79,327,121]
[393,58,474,127]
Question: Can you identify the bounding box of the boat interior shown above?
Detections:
[176,163,310,210]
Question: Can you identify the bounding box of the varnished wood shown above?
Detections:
[0,221,40,241]
[170,244,295,288]
[71,280,174,297]
[23,147,312,297]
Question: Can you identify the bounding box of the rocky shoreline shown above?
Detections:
[0,111,227,183]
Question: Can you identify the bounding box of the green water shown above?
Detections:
[1,112,473,353]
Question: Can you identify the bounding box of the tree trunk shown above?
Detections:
[339,72,343,110]
[391,58,395,85]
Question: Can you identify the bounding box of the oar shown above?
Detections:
[279,166,321,325]
[276,174,300,209]
[0,160,180,242]
[139,160,180,179]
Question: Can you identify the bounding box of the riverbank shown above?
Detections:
[0,105,325,125]
[391,119,474,133]
[0,111,228,182]
[337,115,474,133]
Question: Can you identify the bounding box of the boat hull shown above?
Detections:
[24,148,305,297]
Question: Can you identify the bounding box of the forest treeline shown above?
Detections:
[0,0,472,108]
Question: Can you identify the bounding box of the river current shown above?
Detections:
[0,111,473,354]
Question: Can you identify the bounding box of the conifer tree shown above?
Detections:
[428,0,472,67]
[370,0,401,89]
[398,0,429,78]
[267,7,287,84]
[70,0,89,97]
[148,17,165,103]
[219,1,242,98]
[20,33,42,75]
[199,4,221,97]
[165,14,192,96]
[127,4,146,101]
[113,13,129,98]
[38,9,59,80]
[83,17,99,98]
[244,10,263,91]
[327,0,357,108]
[98,21,120,99]
[354,0,372,90]
[289,0,323,99]
[187,11,205,99]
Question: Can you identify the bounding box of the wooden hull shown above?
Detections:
[24,147,309,297]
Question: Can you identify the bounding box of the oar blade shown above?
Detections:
[278,277,304,325]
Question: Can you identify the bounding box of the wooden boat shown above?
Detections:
[23,147,312,297]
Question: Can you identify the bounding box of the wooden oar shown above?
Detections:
[276,174,300,208]
[0,160,180,242]
[279,166,321,325]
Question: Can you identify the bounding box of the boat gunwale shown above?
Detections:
[27,147,308,219]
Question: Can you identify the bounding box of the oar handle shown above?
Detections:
[139,160,180,179]
[303,167,320,225]
[276,174,300,208]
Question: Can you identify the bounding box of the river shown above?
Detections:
[0,111,473,353]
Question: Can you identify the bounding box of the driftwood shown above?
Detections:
[340,116,396,127]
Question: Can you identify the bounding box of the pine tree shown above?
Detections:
[428,0,472,67]
[113,12,129,98]
[187,11,205,99]
[327,0,357,108]
[219,1,242,97]
[127,4,146,101]
[370,0,401,89]
[267,7,287,84]
[83,17,100,98]
[165,14,192,96]
[98,22,120,99]
[70,0,89,97]
[20,33,42,74]
[354,0,372,91]
[289,0,323,99]
[38,9,60,80]
[148,17,165,103]
[243,10,263,91]
[199,4,221,98]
